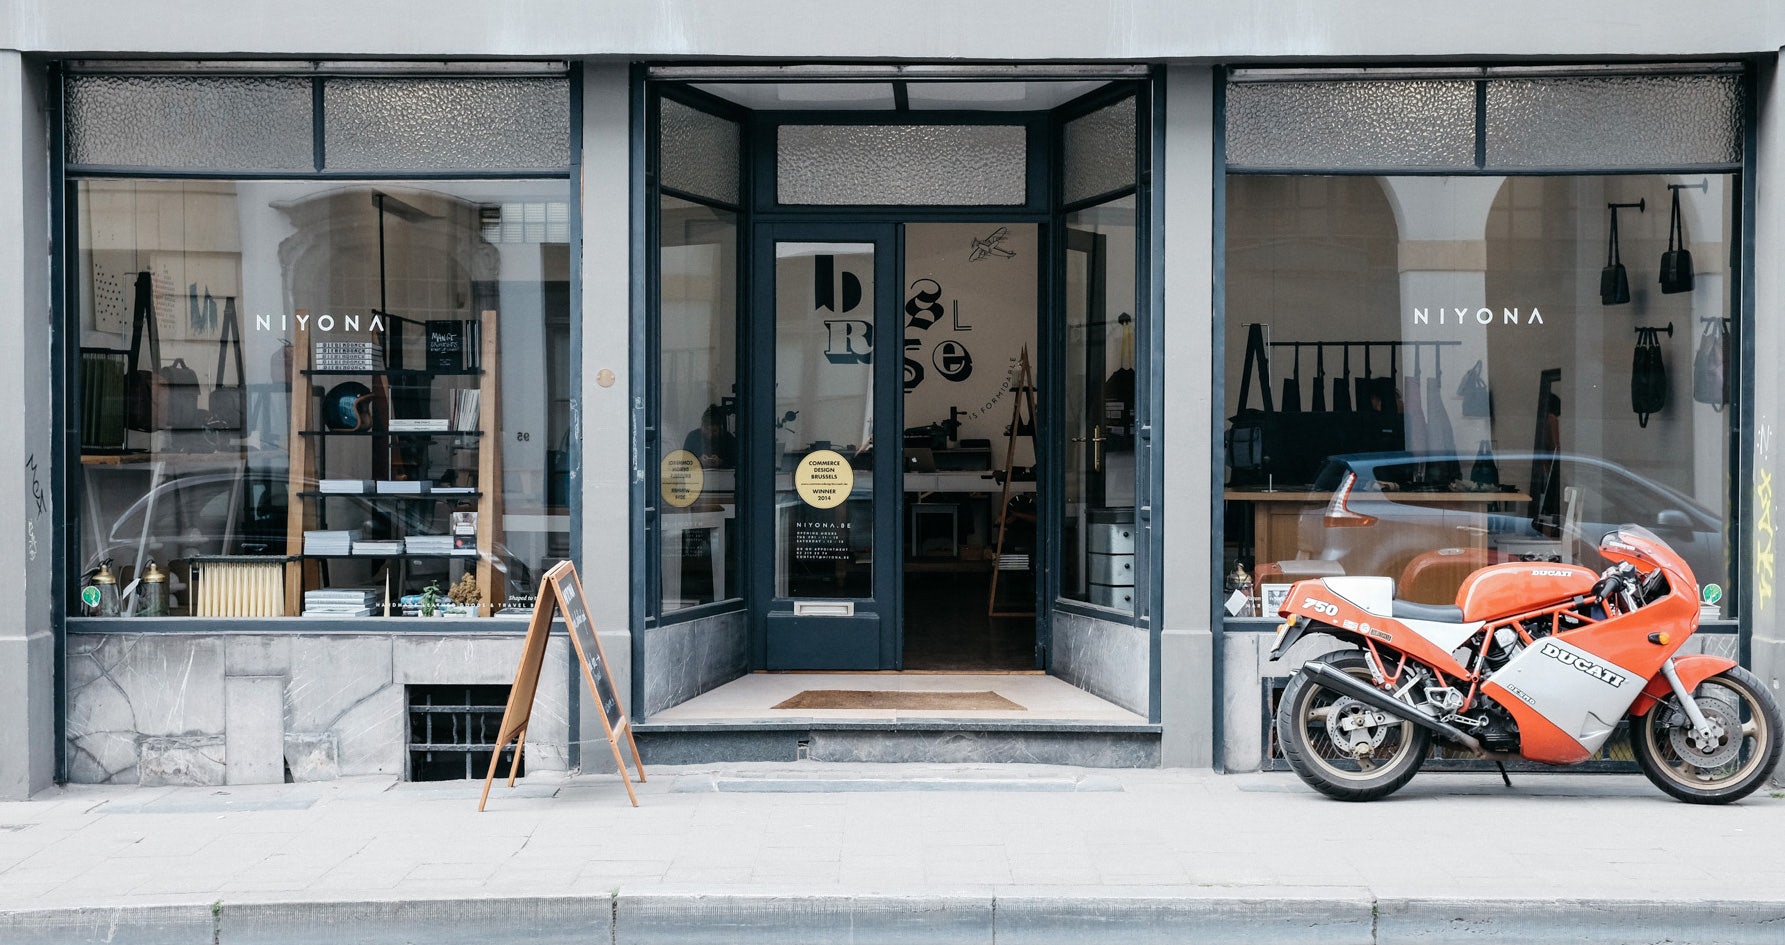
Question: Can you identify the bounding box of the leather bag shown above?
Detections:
[1693,318,1728,410]
[1457,359,1492,419]
[1602,208,1631,306]
[1632,326,1667,428]
[207,297,246,430]
[124,272,162,432]
[1660,187,1694,295]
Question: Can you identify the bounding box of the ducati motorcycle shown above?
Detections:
[1271,524,1781,803]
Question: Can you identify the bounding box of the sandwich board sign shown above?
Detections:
[479,560,645,809]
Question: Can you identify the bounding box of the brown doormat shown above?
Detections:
[772,689,1026,711]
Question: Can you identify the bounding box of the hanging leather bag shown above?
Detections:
[1225,323,1276,485]
[124,272,163,432]
[207,297,246,430]
[1601,208,1631,305]
[1632,327,1667,428]
[1660,187,1694,295]
[1457,359,1492,418]
[1693,318,1728,410]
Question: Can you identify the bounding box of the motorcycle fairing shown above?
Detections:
[1456,563,1598,622]
[1278,578,1470,678]
[1481,636,1644,761]
[1628,654,1738,717]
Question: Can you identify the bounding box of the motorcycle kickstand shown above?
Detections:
[1495,762,1512,788]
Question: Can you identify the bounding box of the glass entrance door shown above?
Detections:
[754,225,901,669]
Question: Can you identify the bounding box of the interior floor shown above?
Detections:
[900,567,1035,671]
[646,672,1145,724]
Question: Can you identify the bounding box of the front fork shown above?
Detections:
[1660,658,1724,748]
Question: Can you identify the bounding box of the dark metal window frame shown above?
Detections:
[1210,61,1759,765]
[52,60,584,643]
[640,70,1160,692]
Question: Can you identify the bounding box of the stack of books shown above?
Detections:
[451,390,481,431]
[404,534,455,555]
[303,588,379,617]
[376,480,429,494]
[303,529,357,555]
[318,478,370,494]
[312,341,383,371]
[351,539,405,556]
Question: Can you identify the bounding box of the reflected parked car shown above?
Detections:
[1291,451,1726,600]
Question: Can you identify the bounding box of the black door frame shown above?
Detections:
[749,222,905,669]
[643,75,1157,680]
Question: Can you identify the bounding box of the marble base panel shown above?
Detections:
[641,610,747,717]
[1050,611,1149,716]
[65,631,574,786]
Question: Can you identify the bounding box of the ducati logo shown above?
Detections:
[1539,642,1628,689]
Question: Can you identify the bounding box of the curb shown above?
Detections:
[4,893,1783,945]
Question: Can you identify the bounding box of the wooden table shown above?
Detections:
[1225,488,1531,568]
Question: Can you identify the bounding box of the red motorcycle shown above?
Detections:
[1271,524,1781,803]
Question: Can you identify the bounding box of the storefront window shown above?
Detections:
[1223,172,1735,608]
[1063,194,1138,611]
[74,177,572,617]
[657,196,739,611]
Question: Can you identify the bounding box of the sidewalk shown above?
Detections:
[1,763,1781,944]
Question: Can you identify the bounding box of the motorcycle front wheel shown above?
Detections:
[1631,665,1783,804]
[1277,650,1431,801]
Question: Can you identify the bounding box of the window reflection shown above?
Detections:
[1224,174,1734,611]
[75,178,572,618]
[657,196,739,611]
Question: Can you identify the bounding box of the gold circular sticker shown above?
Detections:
[660,449,704,508]
[794,449,855,509]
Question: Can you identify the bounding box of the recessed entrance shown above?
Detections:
[652,69,1150,694]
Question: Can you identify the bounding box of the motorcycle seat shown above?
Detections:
[1391,599,1464,623]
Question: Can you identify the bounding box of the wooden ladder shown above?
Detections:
[987,346,1038,618]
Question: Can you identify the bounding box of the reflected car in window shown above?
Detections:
[1287,451,1726,602]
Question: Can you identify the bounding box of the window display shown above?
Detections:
[75,178,573,617]
[1224,173,1735,609]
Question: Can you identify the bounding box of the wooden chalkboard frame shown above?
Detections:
[479,560,646,810]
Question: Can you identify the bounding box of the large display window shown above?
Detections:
[1222,67,1743,614]
[63,66,574,620]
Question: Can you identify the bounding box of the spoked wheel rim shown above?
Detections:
[1294,664,1423,783]
[1640,674,1772,791]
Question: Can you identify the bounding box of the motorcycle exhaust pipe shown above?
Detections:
[1300,660,1490,756]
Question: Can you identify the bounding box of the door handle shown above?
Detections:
[1071,425,1106,473]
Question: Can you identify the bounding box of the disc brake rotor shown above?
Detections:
[1666,692,1743,770]
[1325,695,1394,754]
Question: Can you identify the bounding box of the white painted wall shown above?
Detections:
[1,2,1780,60]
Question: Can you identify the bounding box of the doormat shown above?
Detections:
[772,689,1026,711]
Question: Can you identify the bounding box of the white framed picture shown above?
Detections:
[1260,583,1293,615]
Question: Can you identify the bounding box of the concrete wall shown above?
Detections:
[0,52,55,800]
[2,2,1781,59]
[1159,66,1218,767]
[64,631,573,785]
[1750,54,1784,787]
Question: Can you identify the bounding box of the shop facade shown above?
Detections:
[3,3,1784,797]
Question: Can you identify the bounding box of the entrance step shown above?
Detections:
[632,720,1161,768]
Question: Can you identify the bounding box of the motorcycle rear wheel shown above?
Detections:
[1277,650,1431,801]
[1631,666,1782,804]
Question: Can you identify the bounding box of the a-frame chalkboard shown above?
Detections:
[479,560,645,810]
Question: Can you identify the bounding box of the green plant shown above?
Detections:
[419,581,443,617]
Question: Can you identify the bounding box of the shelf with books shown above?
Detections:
[286,307,502,617]
[300,430,485,438]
